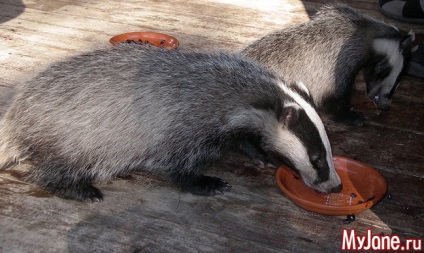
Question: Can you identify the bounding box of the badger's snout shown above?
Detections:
[329,183,343,193]
[310,180,342,194]
[299,166,342,194]
[372,95,391,111]
[313,180,343,194]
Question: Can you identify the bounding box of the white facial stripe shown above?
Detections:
[227,107,313,181]
[276,81,340,188]
[275,128,317,186]
[276,82,332,158]
[293,81,310,96]
[372,39,404,95]
[227,83,341,191]
[227,105,318,183]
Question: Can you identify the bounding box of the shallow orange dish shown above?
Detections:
[276,156,387,216]
[109,32,179,49]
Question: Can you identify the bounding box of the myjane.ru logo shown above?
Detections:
[341,229,422,251]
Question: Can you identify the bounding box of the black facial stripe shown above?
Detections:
[376,65,392,82]
[373,54,392,81]
[289,82,315,107]
[289,109,329,182]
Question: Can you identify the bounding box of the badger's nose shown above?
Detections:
[330,183,343,193]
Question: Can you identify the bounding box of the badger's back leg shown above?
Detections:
[27,160,103,201]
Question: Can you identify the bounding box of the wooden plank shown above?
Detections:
[0,0,423,252]
[0,0,309,86]
[0,161,394,252]
[328,121,424,176]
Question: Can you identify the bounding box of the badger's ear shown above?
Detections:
[280,104,299,127]
[400,30,415,50]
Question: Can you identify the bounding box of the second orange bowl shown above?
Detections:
[109,32,179,49]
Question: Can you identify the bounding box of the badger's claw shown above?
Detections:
[50,183,104,202]
[188,176,232,196]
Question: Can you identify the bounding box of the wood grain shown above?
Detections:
[0,0,423,252]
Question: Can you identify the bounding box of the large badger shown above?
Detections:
[242,4,414,125]
[0,45,341,201]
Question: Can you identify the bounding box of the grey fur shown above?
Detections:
[0,45,341,201]
[242,4,414,125]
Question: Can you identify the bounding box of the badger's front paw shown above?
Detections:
[52,184,104,202]
[346,111,366,126]
[188,176,232,196]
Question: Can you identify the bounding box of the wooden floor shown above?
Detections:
[0,0,423,252]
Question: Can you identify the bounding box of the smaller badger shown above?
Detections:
[0,45,341,201]
[242,4,414,125]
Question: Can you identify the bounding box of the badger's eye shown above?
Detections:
[374,58,391,80]
[311,154,322,167]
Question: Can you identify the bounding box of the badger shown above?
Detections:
[242,4,414,125]
[0,45,342,201]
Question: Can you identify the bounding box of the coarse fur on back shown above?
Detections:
[0,45,341,201]
[242,4,414,125]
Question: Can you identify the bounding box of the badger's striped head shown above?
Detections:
[364,31,414,111]
[267,81,342,193]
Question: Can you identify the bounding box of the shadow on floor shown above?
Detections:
[0,0,25,24]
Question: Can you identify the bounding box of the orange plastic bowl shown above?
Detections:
[110,32,179,49]
[275,156,387,216]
